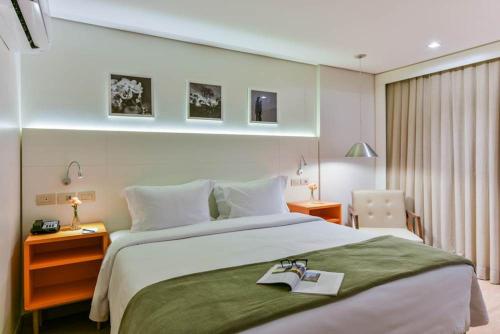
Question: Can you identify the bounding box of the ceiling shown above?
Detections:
[48,0,500,74]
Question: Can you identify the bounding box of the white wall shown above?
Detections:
[19,18,323,237]
[0,46,21,333]
[374,40,500,189]
[19,19,378,236]
[318,65,376,221]
[21,19,317,137]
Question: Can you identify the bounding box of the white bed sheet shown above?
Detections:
[91,213,488,334]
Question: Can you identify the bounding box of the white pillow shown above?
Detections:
[214,176,289,219]
[124,180,214,232]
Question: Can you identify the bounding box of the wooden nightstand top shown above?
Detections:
[25,222,107,244]
[287,201,341,210]
[288,201,342,224]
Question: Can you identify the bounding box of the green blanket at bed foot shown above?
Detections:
[119,235,473,334]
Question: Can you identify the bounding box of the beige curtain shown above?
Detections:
[387,59,500,284]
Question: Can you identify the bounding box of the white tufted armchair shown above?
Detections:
[348,190,424,243]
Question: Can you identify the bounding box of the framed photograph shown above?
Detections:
[109,74,153,117]
[249,90,277,123]
[188,82,222,120]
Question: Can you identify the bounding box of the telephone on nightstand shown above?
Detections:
[31,219,60,234]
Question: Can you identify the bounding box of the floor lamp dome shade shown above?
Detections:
[345,142,378,158]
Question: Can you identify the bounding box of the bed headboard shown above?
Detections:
[21,129,318,236]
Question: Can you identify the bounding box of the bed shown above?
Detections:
[90,213,488,334]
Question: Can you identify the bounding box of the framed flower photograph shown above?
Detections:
[109,74,153,117]
[188,82,222,120]
[249,90,277,124]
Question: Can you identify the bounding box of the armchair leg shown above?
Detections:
[406,210,424,242]
[416,217,424,243]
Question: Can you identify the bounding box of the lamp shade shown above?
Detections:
[345,142,378,158]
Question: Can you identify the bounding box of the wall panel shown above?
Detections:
[22,129,318,236]
[0,44,21,334]
[21,19,317,137]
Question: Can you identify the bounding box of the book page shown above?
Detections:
[292,271,344,296]
[256,264,302,289]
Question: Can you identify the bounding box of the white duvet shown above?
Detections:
[90,213,488,334]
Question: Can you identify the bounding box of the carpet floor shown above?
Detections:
[20,280,499,334]
[469,280,500,334]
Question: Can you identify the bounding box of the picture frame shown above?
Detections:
[187,81,223,121]
[108,73,154,117]
[248,89,278,124]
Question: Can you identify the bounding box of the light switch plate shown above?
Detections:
[291,178,309,187]
[36,193,56,206]
[57,192,76,204]
[78,191,96,202]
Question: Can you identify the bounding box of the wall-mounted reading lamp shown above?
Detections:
[297,154,308,176]
[62,161,83,185]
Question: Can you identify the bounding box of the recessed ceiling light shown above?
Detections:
[427,41,441,49]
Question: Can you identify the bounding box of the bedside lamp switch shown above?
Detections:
[36,193,56,206]
[291,178,309,187]
[78,191,96,202]
[57,192,76,204]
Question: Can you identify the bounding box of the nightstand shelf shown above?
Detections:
[24,222,108,334]
[288,201,342,224]
[29,277,97,310]
[30,246,104,270]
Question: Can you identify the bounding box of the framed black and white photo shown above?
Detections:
[249,90,277,123]
[109,74,153,117]
[188,82,222,120]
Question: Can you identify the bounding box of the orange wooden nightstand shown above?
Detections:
[288,201,342,224]
[24,222,109,334]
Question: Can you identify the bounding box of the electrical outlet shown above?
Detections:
[78,191,96,202]
[36,193,56,205]
[57,192,76,204]
[300,178,309,185]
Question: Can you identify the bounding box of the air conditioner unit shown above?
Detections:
[0,0,51,52]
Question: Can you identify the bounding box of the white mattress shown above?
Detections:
[359,227,424,242]
[90,213,488,334]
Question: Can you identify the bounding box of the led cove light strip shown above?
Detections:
[23,124,317,138]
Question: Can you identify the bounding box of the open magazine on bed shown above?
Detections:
[257,259,344,296]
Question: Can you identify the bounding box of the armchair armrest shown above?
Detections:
[348,204,359,229]
[406,210,424,242]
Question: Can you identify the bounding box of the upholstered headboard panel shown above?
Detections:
[21,129,318,236]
